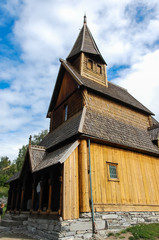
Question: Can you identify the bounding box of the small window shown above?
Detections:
[107,162,119,181]
[87,59,93,70]
[64,104,68,121]
[97,64,102,74]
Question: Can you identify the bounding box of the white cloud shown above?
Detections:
[113,49,159,120]
[1,0,159,160]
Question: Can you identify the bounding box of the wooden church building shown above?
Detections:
[6,16,159,237]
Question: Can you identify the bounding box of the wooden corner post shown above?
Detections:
[78,139,90,212]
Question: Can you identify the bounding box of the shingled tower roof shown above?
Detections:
[67,15,106,64]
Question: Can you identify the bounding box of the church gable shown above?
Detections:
[55,71,78,108]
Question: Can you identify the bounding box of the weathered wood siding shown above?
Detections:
[81,53,108,87]
[89,142,159,212]
[63,147,79,220]
[71,55,81,73]
[55,71,78,108]
[86,92,150,129]
[51,89,83,131]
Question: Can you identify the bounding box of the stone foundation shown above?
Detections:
[26,211,159,239]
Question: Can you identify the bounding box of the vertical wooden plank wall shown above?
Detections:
[78,140,90,213]
[63,148,79,220]
[90,143,159,212]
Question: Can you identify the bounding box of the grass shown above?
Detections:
[107,223,159,240]
[127,223,159,240]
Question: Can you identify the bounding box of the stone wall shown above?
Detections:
[26,211,159,240]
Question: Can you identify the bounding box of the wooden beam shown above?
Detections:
[38,179,44,212]
[10,188,15,211]
[47,179,52,214]
[59,174,63,215]
[20,188,24,212]
[14,190,19,213]
[78,139,90,212]
[30,180,36,213]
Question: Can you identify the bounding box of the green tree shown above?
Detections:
[0,156,11,170]
[31,129,48,145]
[0,156,15,186]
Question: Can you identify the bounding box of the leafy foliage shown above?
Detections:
[0,186,9,197]
[0,129,48,186]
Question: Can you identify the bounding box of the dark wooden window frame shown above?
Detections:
[97,64,102,74]
[87,58,102,75]
[87,59,93,70]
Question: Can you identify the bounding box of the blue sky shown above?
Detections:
[0,0,159,160]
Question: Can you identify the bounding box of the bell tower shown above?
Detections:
[66,15,108,87]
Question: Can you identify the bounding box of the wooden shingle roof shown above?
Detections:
[40,110,82,149]
[34,141,79,172]
[47,60,153,117]
[148,124,159,141]
[6,171,20,183]
[67,17,106,64]
[29,145,46,171]
[82,109,159,156]
[61,60,153,115]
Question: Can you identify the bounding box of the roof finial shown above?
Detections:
[29,135,32,146]
[84,13,87,24]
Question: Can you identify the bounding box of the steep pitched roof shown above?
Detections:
[82,109,159,156]
[6,171,20,183]
[61,60,153,115]
[40,110,83,149]
[47,60,153,117]
[148,124,159,141]
[34,141,79,172]
[6,145,46,183]
[29,145,46,171]
[67,17,106,64]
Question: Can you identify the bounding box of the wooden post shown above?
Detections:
[14,189,19,212]
[78,139,90,212]
[59,174,63,215]
[47,178,52,214]
[7,186,12,211]
[20,187,24,212]
[10,187,15,212]
[20,175,27,212]
[38,178,44,212]
[30,178,36,213]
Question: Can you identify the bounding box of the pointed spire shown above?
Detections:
[29,135,32,147]
[84,13,87,24]
[66,16,106,64]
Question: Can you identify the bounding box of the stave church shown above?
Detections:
[6,16,159,239]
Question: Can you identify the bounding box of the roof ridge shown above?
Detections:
[109,81,128,91]
[31,145,46,150]
[81,24,86,51]
[86,25,101,55]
